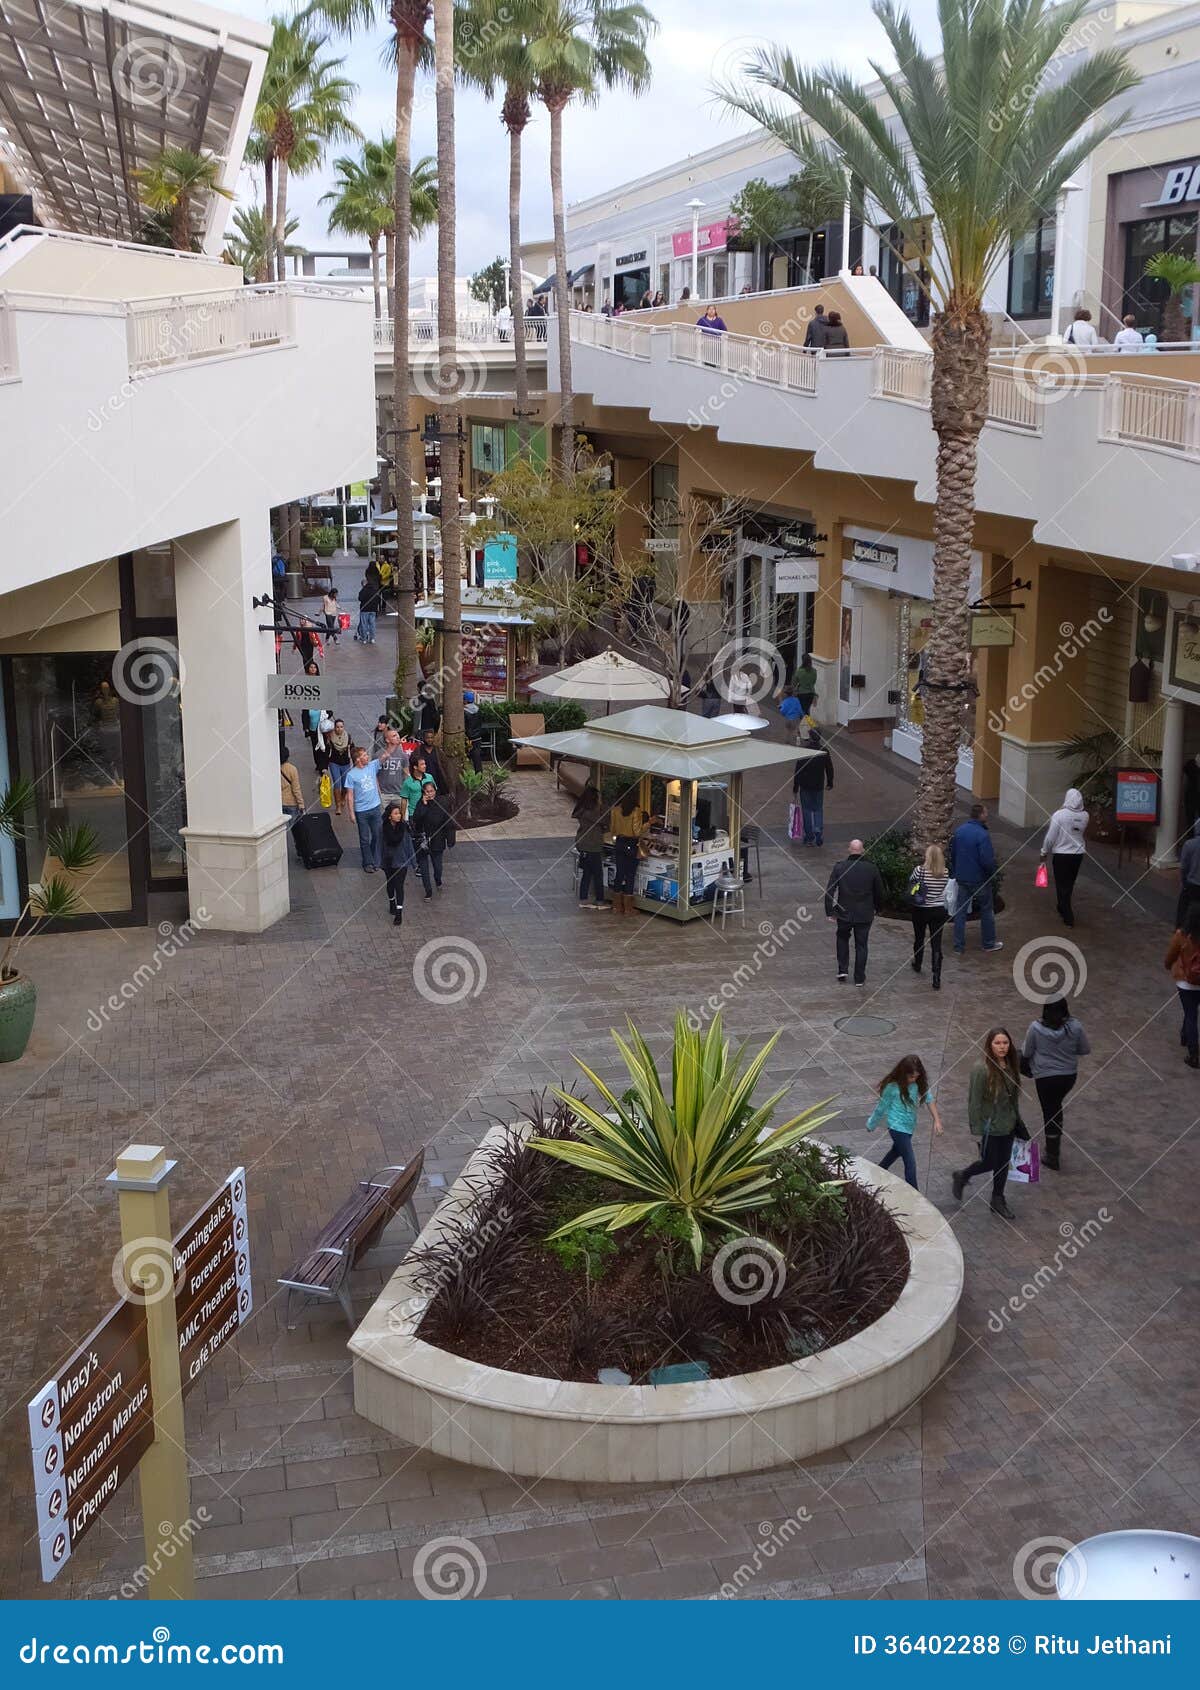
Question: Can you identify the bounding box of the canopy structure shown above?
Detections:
[531,650,669,705]
[712,711,770,733]
[512,706,815,923]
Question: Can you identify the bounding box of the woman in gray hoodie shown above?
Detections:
[1021,997,1091,1170]
[1041,787,1088,926]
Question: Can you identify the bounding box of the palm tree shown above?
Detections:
[456,0,538,450]
[322,149,391,316]
[528,1,656,472]
[1143,251,1200,345]
[225,205,299,282]
[256,14,359,283]
[434,0,466,772]
[405,151,440,311]
[134,147,232,250]
[723,0,1138,847]
[311,0,433,711]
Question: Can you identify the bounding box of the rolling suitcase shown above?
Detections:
[292,811,342,869]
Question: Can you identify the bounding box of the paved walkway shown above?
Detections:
[2,623,1198,1602]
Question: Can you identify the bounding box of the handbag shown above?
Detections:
[907,866,925,906]
[1035,861,1049,889]
[1009,1139,1040,1184]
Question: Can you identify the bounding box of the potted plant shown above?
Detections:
[1056,727,1160,843]
[0,780,100,1062]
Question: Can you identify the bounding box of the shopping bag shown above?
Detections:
[318,772,333,810]
[338,612,351,630]
[1035,861,1049,889]
[788,802,804,842]
[944,877,960,917]
[1009,1139,1040,1185]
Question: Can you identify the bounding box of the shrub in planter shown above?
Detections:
[302,526,339,557]
[478,698,586,758]
[865,824,1005,917]
[0,781,100,1062]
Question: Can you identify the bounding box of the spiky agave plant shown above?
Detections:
[0,787,100,982]
[531,1011,840,1267]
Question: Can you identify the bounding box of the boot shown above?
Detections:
[932,964,942,991]
[991,1195,1016,1220]
[393,909,403,926]
[1187,1052,1200,1070]
[911,952,922,973]
[951,1170,967,1201]
[1043,1138,1060,1171]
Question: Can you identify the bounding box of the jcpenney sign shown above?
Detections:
[1143,163,1200,208]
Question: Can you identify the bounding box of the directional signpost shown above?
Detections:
[28,1147,252,1596]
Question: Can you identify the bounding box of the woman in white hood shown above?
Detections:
[1041,788,1088,927]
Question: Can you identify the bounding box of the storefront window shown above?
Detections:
[880,224,930,326]
[1007,218,1055,318]
[141,663,186,879]
[614,268,650,309]
[10,654,132,914]
[131,546,176,619]
[1123,212,1198,334]
[470,424,506,477]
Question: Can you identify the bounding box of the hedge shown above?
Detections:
[479,697,586,756]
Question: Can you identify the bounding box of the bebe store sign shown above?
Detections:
[1144,162,1200,207]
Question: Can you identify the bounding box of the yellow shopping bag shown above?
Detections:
[319,772,333,809]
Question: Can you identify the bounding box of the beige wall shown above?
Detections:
[0,236,240,301]
[0,559,120,651]
[623,280,878,351]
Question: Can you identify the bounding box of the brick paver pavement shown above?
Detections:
[2,615,1198,1602]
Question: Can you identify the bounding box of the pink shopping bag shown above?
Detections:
[788,802,804,842]
[1034,861,1049,889]
[1009,1139,1040,1184]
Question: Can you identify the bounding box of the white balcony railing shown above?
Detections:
[372,313,550,350]
[0,298,16,381]
[126,286,295,373]
[985,366,1042,433]
[668,321,820,393]
[871,346,933,405]
[1101,372,1200,456]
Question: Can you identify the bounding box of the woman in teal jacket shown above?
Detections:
[951,1027,1023,1220]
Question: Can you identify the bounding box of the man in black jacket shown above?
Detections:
[792,730,834,845]
[824,839,884,986]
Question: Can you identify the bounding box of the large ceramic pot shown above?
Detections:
[0,974,36,1063]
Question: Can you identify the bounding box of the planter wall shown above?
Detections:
[350,1126,963,1484]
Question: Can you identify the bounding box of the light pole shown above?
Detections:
[687,197,703,299]
[1047,179,1082,344]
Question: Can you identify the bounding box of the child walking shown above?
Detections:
[866,1055,943,1189]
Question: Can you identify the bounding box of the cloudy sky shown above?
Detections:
[233,0,940,278]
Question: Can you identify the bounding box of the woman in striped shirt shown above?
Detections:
[910,843,949,991]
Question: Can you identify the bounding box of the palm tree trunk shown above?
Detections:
[274,154,290,282]
[548,100,575,474]
[172,192,190,251]
[392,20,422,719]
[434,0,465,776]
[263,156,275,280]
[915,310,991,849]
[506,100,530,454]
[384,229,396,320]
[370,236,382,319]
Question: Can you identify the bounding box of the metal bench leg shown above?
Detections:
[404,1198,419,1234]
[337,1283,356,1329]
[285,1287,303,1332]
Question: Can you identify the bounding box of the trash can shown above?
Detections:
[285,571,303,599]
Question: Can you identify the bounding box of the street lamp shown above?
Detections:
[687,197,703,299]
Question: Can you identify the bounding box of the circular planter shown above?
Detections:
[0,974,37,1063]
[350,1127,963,1484]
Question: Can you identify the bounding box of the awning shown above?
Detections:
[511,704,815,781]
[533,274,555,293]
[568,264,594,286]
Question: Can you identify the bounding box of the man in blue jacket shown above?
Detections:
[949,803,1003,954]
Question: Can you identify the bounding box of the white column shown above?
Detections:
[1155,696,1186,867]
[841,200,852,272]
[176,513,290,932]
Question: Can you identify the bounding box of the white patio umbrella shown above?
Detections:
[531,649,670,709]
[711,712,770,732]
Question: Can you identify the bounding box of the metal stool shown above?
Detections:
[741,824,763,898]
[710,872,746,930]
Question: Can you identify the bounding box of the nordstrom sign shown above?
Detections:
[1143,163,1200,207]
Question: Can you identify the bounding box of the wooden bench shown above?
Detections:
[278,1153,424,1330]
